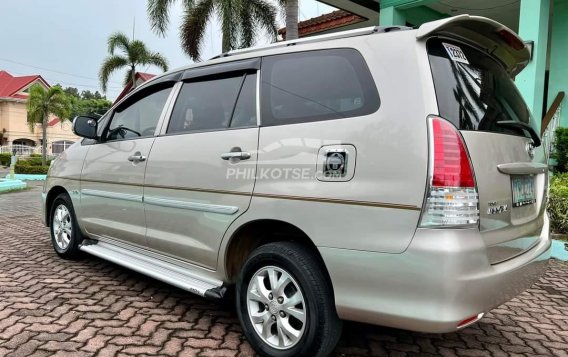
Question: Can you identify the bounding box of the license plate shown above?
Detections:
[511,175,536,208]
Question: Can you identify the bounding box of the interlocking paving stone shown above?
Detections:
[0,184,567,356]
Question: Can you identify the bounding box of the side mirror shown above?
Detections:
[73,116,98,139]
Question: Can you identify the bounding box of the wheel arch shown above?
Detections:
[223,219,333,291]
[45,186,69,226]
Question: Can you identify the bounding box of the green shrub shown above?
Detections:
[16,157,52,167]
[552,127,568,173]
[14,162,49,175]
[30,153,41,158]
[548,173,568,234]
[0,153,10,166]
[24,157,43,166]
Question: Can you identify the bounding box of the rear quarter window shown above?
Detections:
[427,38,537,138]
[261,48,380,126]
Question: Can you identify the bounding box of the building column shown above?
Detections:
[516,0,550,132]
[380,6,406,26]
[547,0,568,128]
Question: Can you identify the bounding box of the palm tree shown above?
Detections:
[99,32,169,93]
[26,84,71,165]
[278,0,299,40]
[147,0,278,61]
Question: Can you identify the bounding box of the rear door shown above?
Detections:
[427,38,547,264]
[143,62,259,269]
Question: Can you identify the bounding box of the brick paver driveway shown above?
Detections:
[1,183,567,357]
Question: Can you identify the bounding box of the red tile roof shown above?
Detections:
[47,118,61,127]
[0,70,49,99]
[278,10,365,40]
[114,72,156,104]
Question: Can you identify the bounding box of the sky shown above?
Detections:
[0,0,335,100]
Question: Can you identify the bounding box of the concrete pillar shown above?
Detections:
[380,6,406,26]
[547,0,568,128]
[516,0,551,132]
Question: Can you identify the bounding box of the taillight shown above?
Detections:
[420,117,479,227]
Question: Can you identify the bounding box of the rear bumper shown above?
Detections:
[320,213,551,333]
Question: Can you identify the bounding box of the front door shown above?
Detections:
[144,68,259,269]
[80,84,174,247]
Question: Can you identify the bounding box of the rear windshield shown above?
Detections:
[427,38,537,138]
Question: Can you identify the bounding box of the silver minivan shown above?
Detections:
[42,15,551,357]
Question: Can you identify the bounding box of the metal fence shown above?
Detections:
[0,144,40,156]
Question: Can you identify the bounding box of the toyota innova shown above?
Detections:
[42,15,551,357]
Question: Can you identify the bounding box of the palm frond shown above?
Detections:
[180,0,215,61]
[218,0,239,52]
[238,1,255,49]
[99,55,129,92]
[107,32,131,55]
[128,40,150,64]
[46,87,71,120]
[248,0,278,44]
[148,0,177,36]
[26,84,47,132]
[143,52,169,72]
[123,69,135,88]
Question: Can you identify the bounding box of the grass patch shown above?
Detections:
[552,234,568,242]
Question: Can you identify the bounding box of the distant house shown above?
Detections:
[114,72,156,104]
[0,70,79,155]
[278,10,366,40]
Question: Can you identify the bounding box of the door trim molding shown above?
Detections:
[144,196,239,215]
[81,189,143,202]
[57,177,419,211]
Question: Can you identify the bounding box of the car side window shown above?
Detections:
[230,73,257,128]
[105,86,172,141]
[261,49,380,126]
[167,72,256,134]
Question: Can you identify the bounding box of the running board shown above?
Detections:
[80,241,225,299]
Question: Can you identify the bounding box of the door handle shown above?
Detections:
[128,152,146,163]
[221,149,251,161]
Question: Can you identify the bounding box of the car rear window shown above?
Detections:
[261,49,379,126]
[427,38,537,138]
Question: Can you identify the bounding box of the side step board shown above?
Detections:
[80,241,225,299]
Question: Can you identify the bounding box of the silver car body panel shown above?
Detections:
[143,127,259,270]
[321,214,550,332]
[43,16,551,333]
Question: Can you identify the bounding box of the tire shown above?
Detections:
[50,193,83,259]
[236,242,342,357]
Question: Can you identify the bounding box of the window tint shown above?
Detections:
[106,87,172,141]
[427,38,537,138]
[167,73,255,134]
[230,73,257,128]
[261,49,379,126]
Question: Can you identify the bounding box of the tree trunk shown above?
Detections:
[42,113,47,166]
[131,66,137,90]
[285,0,299,40]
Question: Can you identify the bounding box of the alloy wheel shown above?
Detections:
[52,204,72,250]
[246,265,307,350]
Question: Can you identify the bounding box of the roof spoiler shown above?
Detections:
[416,15,530,76]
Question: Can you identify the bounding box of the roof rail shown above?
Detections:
[209,25,411,60]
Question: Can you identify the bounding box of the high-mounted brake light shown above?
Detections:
[420,117,479,227]
[497,29,525,51]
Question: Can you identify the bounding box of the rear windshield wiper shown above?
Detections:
[496,121,541,147]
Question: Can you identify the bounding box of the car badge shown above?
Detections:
[526,141,535,158]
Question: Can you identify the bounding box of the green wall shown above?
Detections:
[379,2,446,26]
[547,0,568,128]
[516,0,550,132]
